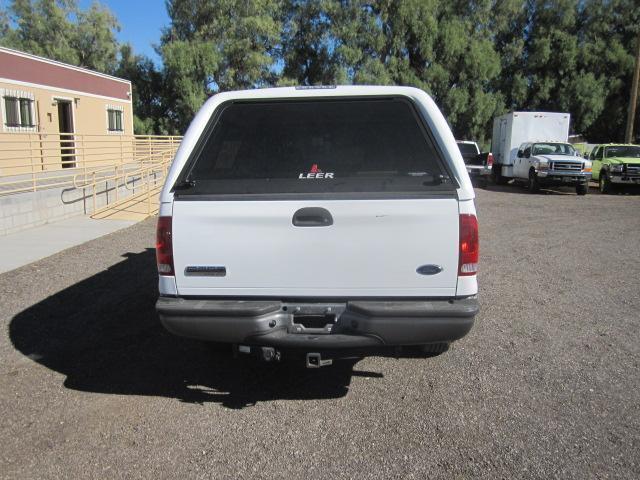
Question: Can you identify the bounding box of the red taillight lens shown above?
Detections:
[156,216,174,275]
[459,214,479,276]
[486,152,494,168]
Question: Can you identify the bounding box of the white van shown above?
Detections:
[155,86,479,367]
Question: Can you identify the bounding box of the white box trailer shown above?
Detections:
[491,112,570,178]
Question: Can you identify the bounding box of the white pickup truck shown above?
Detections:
[514,142,591,194]
[456,140,494,182]
[155,86,479,367]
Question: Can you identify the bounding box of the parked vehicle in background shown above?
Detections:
[571,142,597,159]
[456,141,494,182]
[514,142,591,195]
[589,144,640,193]
[491,111,570,184]
[155,86,480,368]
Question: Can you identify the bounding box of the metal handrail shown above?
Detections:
[0,133,181,197]
[89,155,173,218]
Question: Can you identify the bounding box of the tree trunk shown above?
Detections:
[625,33,640,143]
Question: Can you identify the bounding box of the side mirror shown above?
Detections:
[517,151,523,158]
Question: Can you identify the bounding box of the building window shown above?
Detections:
[3,95,35,128]
[107,108,123,132]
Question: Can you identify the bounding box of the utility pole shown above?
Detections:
[625,32,640,143]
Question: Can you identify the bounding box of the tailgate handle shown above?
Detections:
[292,207,333,227]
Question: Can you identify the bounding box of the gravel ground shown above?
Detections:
[1,184,639,479]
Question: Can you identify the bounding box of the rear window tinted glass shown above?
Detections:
[605,146,640,158]
[179,98,453,196]
[457,143,478,156]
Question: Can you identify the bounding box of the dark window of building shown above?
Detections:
[107,108,123,132]
[3,96,34,127]
[4,97,19,125]
[19,99,33,127]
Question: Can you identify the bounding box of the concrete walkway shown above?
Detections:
[0,216,137,273]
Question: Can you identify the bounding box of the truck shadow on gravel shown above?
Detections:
[9,249,382,409]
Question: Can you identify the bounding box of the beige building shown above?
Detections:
[0,46,134,175]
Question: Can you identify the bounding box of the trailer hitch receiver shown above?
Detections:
[306,352,333,368]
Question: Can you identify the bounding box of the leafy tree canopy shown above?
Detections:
[1,0,120,73]
[1,0,639,142]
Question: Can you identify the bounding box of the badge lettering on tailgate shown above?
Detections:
[298,163,334,179]
[184,266,227,277]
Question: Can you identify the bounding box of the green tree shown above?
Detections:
[490,0,638,140]
[578,0,640,142]
[2,0,80,65]
[0,0,120,73]
[327,1,503,145]
[5,0,634,140]
[160,0,284,131]
[490,0,529,110]
[74,1,121,73]
[523,0,580,109]
[329,1,390,85]
[115,44,167,134]
[0,8,10,38]
[433,1,503,144]
[281,0,343,85]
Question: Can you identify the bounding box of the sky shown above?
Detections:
[1,0,170,64]
[79,0,169,65]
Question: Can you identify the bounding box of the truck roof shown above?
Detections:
[520,141,572,145]
[593,143,639,147]
[212,85,421,99]
[498,111,570,117]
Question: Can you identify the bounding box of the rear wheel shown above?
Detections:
[576,183,588,195]
[599,172,613,194]
[528,169,540,193]
[473,176,489,189]
[492,164,508,185]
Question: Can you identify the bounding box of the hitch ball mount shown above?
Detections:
[236,346,333,368]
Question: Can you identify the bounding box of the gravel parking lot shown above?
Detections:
[1,184,639,479]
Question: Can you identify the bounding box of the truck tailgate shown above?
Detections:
[172,198,459,297]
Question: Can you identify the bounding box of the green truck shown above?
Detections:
[589,144,640,193]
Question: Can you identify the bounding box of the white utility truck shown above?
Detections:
[155,86,479,368]
[492,112,570,177]
[491,112,591,194]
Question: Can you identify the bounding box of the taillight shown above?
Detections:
[156,216,174,275]
[486,152,494,168]
[459,214,479,276]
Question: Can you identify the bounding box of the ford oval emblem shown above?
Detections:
[416,264,443,275]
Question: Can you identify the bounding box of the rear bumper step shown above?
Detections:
[156,297,478,348]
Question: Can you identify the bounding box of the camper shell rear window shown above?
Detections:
[175,97,456,198]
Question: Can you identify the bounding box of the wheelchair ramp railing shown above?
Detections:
[0,133,181,221]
